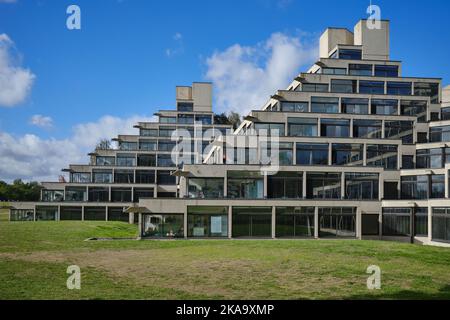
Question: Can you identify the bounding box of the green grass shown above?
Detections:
[0,208,9,222]
[0,220,450,300]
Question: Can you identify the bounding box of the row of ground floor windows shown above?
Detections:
[141,206,450,243]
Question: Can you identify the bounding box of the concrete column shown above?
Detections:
[428,204,432,242]
[379,211,383,238]
[263,173,268,198]
[302,171,307,199]
[445,169,449,199]
[293,143,297,165]
[81,206,85,221]
[105,206,109,221]
[379,174,384,200]
[328,143,332,165]
[341,173,345,199]
[271,206,276,239]
[317,118,321,137]
[381,121,385,139]
[128,212,133,224]
[184,207,188,239]
[356,207,362,239]
[228,206,232,239]
[350,118,354,138]
[363,143,367,166]
[138,213,142,238]
[314,207,319,239]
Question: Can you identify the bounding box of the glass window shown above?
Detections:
[402,155,414,169]
[157,170,176,185]
[288,117,317,137]
[10,209,34,221]
[401,100,427,122]
[139,139,157,151]
[232,207,272,238]
[384,182,399,200]
[195,115,212,125]
[116,154,136,167]
[142,214,184,238]
[382,208,411,236]
[432,208,450,242]
[414,82,439,104]
[177,102,193,112]
[306,173,341,199]
[157,154,175,167]
[332,144,363,166]
[276,207,314,238]
[281,101,308,112]
[331,79,357,93]
[159,127,176,137]
[65,187,87,202]
[359,81,384,94]
[362,214,379,236]
[401,175,429,199]
[140,128,158,137]
[385,121,413,144]
[188,178,224,198]
[276,142,293,165]
[158,140,176,151]
[415,208,428,236]
[374,65,398,77]
[311,97,339,113]
[114,170,134,183]
[111,188,132,202]
[119,142,137,151]
[137,154,156,167]
[92,170,112,183]
[366,144,398,169]
[321,67,346,75]
[431,175,445,199]
[70,172,91,183]
[159,116,176,124]
[416,148,443,169]
[387,82,412,95]
[178,114,194,124]
[353,120,382,138]
[35,206,58,221]
[96,156,115,166]
[254,123,285,136]
[430,125,450,142]
[108,207,129,222]
[135,170,155,184]
[345,173,379,200]
[268,172,302,199]
[296,143,328,165]
[302,83,329,92]
[60,207,82,221]
[227,171,264,199]
[41,190,64,202]
[88,187,109,202]
[349,64,372,76]
[339,49,362,60]
[319,207,356,237]
[188,206,228,238]
[371,99,398,115]
[134,188,154,202]
[320,119,350,137]
[342,98,369,114]
[441,107,450,121]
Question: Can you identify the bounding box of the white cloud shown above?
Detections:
[0,33,36,107]
[205,31,318,115]
[29,114,53,128]
[166,32,184,58]
[0,114,156,182]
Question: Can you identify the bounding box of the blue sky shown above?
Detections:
[0,0,449,181]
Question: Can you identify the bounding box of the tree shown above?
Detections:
[227,112,242,130]
[0,180,42,201]
[96,139,111,150]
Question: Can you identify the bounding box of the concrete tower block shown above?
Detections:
[354,19,390,61]
[319,28,354,58]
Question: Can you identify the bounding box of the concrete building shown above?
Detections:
[10,19,450,245]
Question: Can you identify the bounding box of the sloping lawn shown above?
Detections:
[0,220,449,300]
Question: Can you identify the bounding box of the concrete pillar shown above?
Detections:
[356,207,362,239]
[105,206,109,221]
[428,204,432,242]
[57,205,61,222]
[128,212,133,224]
[81,206,85,221]
[314,207,319,239]
[363,143,367,166]
[302,172,307,199]
[379,210,383,238]
[271,206,276,239]
[293,143,297,165]
[317,118,321,137]
[328,143,332,165]
[341,173,346,199]
[184,208,188,239]
[228,206,232,239]
[350,118,354,138]
[381,120,385,138]
[445,168,449,199]
[263,173,268,198]
[138,213,142,238]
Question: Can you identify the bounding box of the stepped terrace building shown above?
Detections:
[10,19,450,245]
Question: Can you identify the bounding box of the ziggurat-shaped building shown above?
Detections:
[11,19,450,245]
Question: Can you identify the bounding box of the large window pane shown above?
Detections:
[319,207,356,237]
[331,79,357,93]
[296,143,328,165]
[401,100,427,122]
[385,121,413,144]
[268,172,302,199]
[374,65,398,77]
[321,119,350,137]
[227,171,263,199]
[345,173,379,200]
[367,144,398,169]
[342,98,368,114]
[432,208,450,242]
[232,207,272,238]
[359,81,384,94]
[311,97,339,113]
[387,82,411,95]
[281,101,308,112]
[383,208,411,236]
[353,120,382,138]
[414,82,439,104]
[188,178,224,198]
[349,64,372,76]
[371,99,398,115]
[332,144,363,166]
[306,173,341,199]
[288,117,317,137]
[142,214,184,238]
[276,207,314,238]
[188,206,228,237]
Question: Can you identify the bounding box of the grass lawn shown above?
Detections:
[0,220,449,300]
[0,208,9,222]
